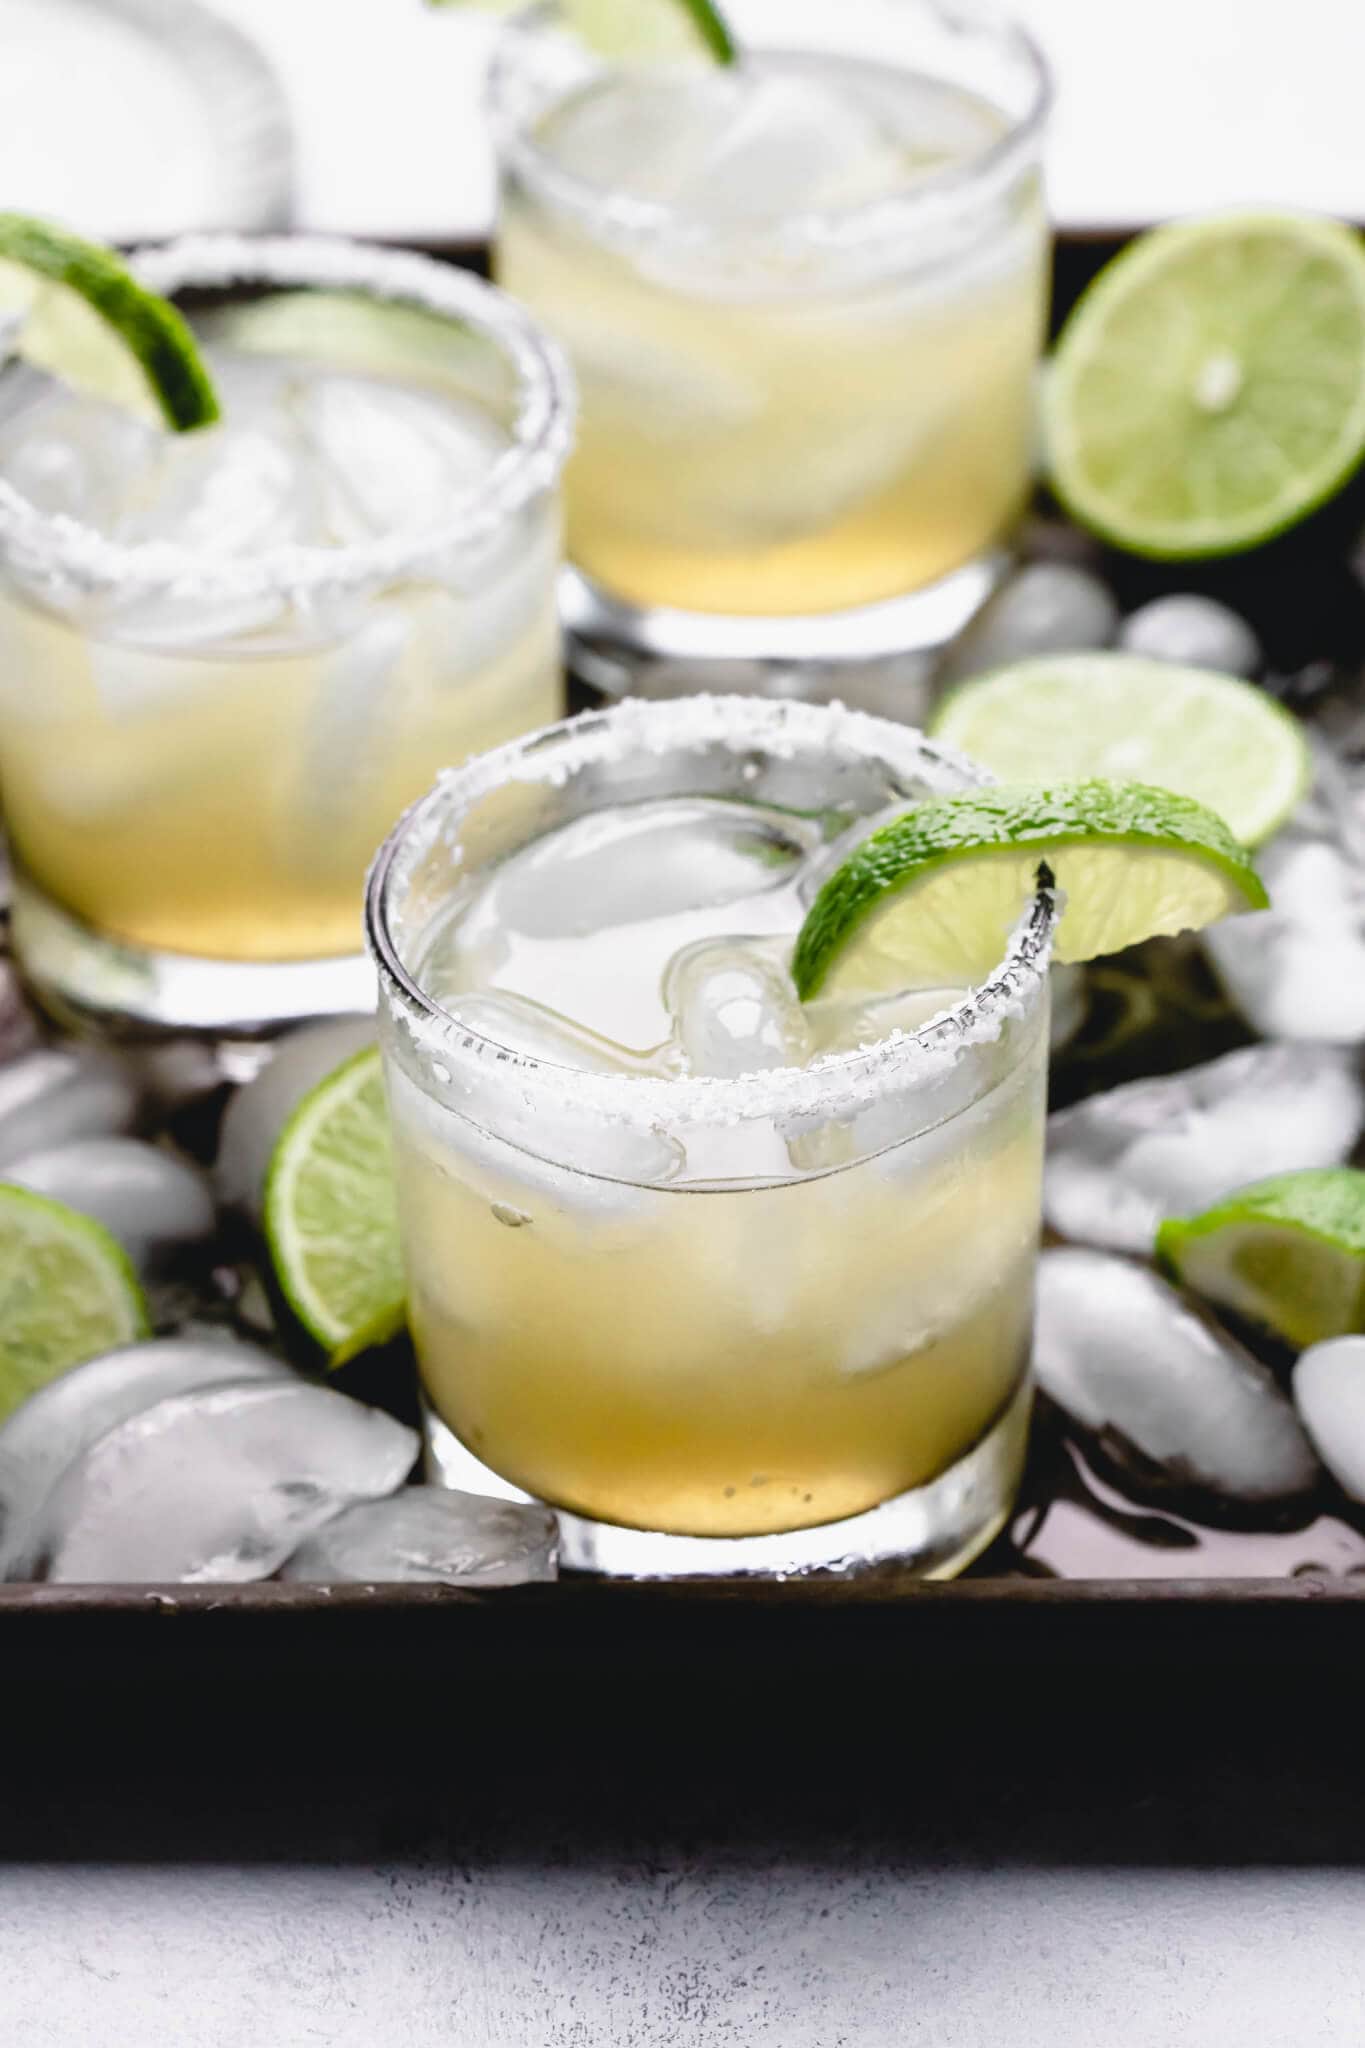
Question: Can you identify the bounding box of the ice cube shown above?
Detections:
[485,800,818,942]
[289,607,412,833]
[938,563,1118,685]
[0,1335,285,1580]
[1117,594,1262,676]
[661,71,911,221]
[3,1138,216,1274]
[34,1379,418,1584]
[297,375,506,544]
[1294,1337,1365,1502]
[1034,1248,1319,1502]
[1205,832,1365,1041]
[1044,1044,1365,1255]
[214,1017,376,1218]
[665,938,811,1078]
[443,990,673,1075]
[280,1486,558,1585]
[0,1047,139,1170]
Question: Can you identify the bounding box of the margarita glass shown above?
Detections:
[0,235,574,1035]
[491,0,1050,692]
[367,696,1053,1577]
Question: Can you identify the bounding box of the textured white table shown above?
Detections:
[4,1862,1364,2046]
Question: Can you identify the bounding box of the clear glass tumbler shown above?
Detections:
[367,696,1054,1578]
[491,0,1050,696]
[0,234,574,1036]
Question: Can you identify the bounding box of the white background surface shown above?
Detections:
[212,0,1365,237]
[5,1862,1365,2045]
[3,0,1365,241]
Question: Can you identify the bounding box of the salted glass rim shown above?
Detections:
[0,233,576,603]
[487,0,1052,255]
[365,695,1057,1134]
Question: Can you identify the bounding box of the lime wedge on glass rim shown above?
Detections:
[427,0,736,63]
[264,1047,406,1366]
[0,1185,149,1423]
[1045,211,1365,558]
[1156,1169,1365,1349]
[791,781,1267,1000]
[930,653,1312,849]
[0,213,219,431]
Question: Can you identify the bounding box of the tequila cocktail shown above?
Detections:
[492,0,1049,623]
[0,236,573,1032]
[368,698,1054,1575]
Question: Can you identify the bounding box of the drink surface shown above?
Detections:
[0,346,560,962]
[390,793,1046,1537]
[497,50,1046,615]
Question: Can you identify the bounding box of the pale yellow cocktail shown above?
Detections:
[368,698,1053,1574]
[0,237,573,1029]
[492,2,1050,619]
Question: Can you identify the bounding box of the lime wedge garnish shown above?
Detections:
[263,1046,405,1365]
[204,289,502,404]
[428,0,735,63]
[1045,212,1365,557]
[930,654,1312,848]
[1156,1168,1365,1348]
[0,212,219,431]
[0,1185,149,1422]
[791,781,1267,1000]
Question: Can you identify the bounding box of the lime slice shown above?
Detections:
[1156,1168,1365,1349]
[0,1185,149,1423]
[204,290,503,406]
[791,781,1267,1000]
[1046,212,1365,557]
[0,213,219,431]
[428,0,735,63]
[931,654,1311,848]
[264,1046,405,1365]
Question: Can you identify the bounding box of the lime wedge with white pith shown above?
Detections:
[1157,1169,1365,1349]
[1046,212,1365,558]
[791,782,1267,999]
[264,1047,406,1365]
[0,1185,149,1423]
[931,654,1311,848]
[0,213,219,431]
[204,290,499,403]
[428,0,735,62]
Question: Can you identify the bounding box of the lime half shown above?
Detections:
[1157,1168,1365,1349]
[264,1046,405,1364]
[931,653,1311,848]
[1046,212,1365,557]
[0,213,219,431]
[791,781,1267,999]
[0,1185,149,1423]
[429,0,735,62]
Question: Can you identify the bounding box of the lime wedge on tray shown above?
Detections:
[0,212,219,431]
[931,654,1311,848]
[1046,211,1365,558]
[264,1046,405,1365]
[791,781,1267,999]
[428,0,735,62]
[1157,1169,1365,1349]
[0,1185,149,1423]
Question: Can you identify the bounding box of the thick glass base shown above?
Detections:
[11,872,375,1040]
[424,1374,1031,1581]
[560,553,1007,722]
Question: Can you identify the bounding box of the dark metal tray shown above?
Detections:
[4,237,1365,1667]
